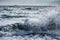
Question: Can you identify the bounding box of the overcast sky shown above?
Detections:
[0,0,60,5]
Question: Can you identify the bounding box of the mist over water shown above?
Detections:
[0,5,60,40]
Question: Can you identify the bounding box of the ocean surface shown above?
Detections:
[0,5,60,40]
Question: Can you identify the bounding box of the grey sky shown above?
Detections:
[0,0,60,5]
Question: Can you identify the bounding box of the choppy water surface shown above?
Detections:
[0,6,60,40]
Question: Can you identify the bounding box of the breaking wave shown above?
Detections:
[0,6,60,40]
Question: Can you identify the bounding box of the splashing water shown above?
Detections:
[0,6,60,40]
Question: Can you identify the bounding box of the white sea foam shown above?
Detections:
[0,6,60,40]
[0,35,57,40]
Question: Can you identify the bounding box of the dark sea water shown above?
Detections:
[0,5,60,40]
